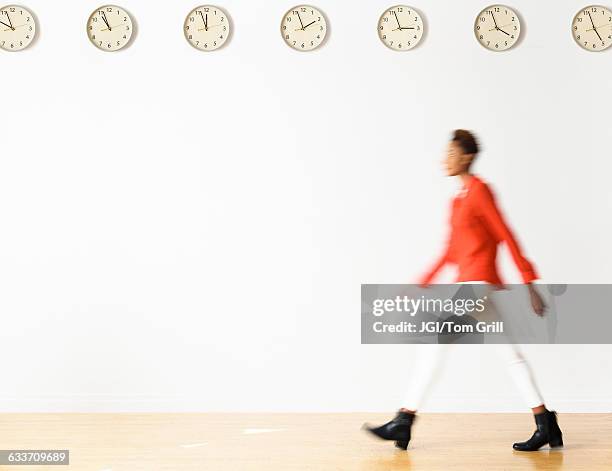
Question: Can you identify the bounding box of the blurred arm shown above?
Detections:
[476,183,538,284]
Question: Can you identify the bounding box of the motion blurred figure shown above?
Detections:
[364,130,563,452]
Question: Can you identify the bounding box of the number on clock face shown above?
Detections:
[185,5,230,51]
[0,5,36,52]
[572,5,612,51]
[378,5,424,51]
[281,5,327,51]
[474,5,521,51]
[87,5,134,52]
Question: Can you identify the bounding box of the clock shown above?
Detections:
[0,5,36,52]
[474,5,521,51]
[572,5,612,51]
[184,5,231,51]
[378,5,424,51]
[87,5,134,52]
[281,5,327,51]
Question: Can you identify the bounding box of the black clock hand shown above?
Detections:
[588,11,603,41]
[205,13,208,31]
[296,11,305,30]
[393,10,402,30]
[587,11,597,29]
[303,20,315,29]
[491,11,500,29]
[101,11,111,31]
[498,27,510,36]
[400,27,415,30]
[197,11,206,31]
[6,10,14,30]
[0,19,12,30]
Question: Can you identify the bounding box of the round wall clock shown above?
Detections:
[474,4,521,51]
[87,5,134,52]
[0,4,36,52]
[184,5,231,51]
[281,5,327,51]
[572,5,612,51]
[378,5,424,51]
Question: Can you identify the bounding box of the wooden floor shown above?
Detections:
[0,413,609,470]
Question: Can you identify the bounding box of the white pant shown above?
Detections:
[403,284,545,411]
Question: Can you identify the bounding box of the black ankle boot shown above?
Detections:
[363,410,416,450]
[513,410,563,451]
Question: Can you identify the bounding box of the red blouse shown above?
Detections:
[420,175,537,285]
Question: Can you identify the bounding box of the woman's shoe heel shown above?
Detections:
[364,411,415,449]
[549,436,563,448]
[395,440,408,450]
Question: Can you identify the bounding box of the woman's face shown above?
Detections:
[444,141,472,176]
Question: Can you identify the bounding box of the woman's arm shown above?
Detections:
[418,211,453,286]
[527,283,546,316]
[475,183,538,284]
[475,183,546,315]
[418,250,448,286]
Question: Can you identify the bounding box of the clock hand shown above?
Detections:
[497,27,510,36]
[101,10,111,31]
[587,23,612,32]
[588,11,603,41]
[3,24,26,31]
[101,24,124,32]
[491,11,500,30]
[198,23,223,31]
[489,23,513,31]
[197,11,207,31]
[0,19,12,30]
[205,13,208,31]
[296,11,305,30]
[303,20,316,29]
[5,10,14,30]
[393,10,402,30]
[587,11,597,29]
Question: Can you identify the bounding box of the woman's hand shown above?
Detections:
[527,283,546,316]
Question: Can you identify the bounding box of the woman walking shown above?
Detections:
[364,130,563,452]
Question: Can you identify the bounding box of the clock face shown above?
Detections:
[572,5,612,51]
[474,5,521,51]
[281,5,327,51]
[184,5,230,51]
[0,5,36,52]
[378,5,424,51]
[87,5,134,52]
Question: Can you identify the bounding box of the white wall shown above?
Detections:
[0,0,611,412]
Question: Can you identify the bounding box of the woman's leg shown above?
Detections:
[363,343,447,450]
[488,288,546,411]
[496,343,545,411]
[401,343,448,412]
[496,338,563,451]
